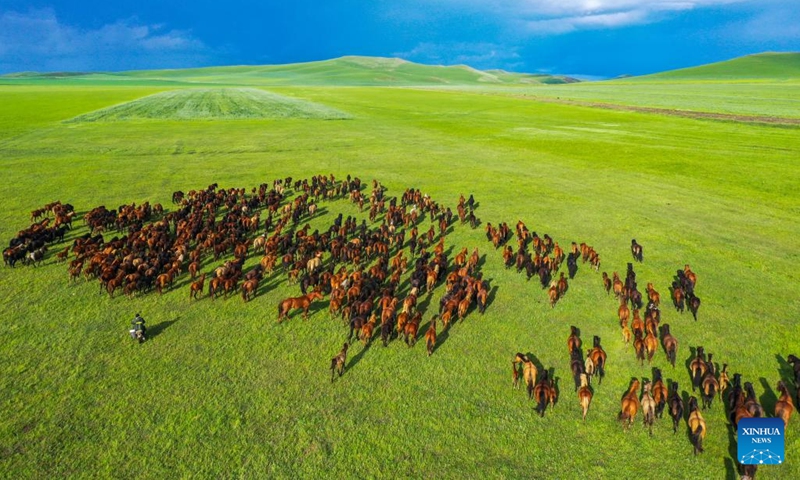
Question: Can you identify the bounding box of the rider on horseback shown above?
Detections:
[131,313,146,340]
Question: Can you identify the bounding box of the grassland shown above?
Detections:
[437,53,800,119]
[68,88,351,122]
[0,56,575,87]
[1,61,799,479]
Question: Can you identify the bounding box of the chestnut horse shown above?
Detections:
[277,290,324,322]
[190,273,206,300]
[619,378,641,430]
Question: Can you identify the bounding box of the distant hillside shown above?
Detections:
[0,56,577,87]
[627,52,800,82]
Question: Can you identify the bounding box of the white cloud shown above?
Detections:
[416,0,748,34]
[0,9,208,72]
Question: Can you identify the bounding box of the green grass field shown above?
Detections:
[1,56,799,479]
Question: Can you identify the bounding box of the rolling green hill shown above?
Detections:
[443,52,800,119]
[0,56,577,87]
[625,52,800,82]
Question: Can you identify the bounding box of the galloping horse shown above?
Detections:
[277,290,324,322]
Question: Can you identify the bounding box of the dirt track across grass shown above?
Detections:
[518,94,800,126]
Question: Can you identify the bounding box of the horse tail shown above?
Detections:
[692,368,703,390]
[527,380,534,400]
[536,387,547,416]
[691,422,704,452]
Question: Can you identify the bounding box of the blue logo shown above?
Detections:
[738,417,785,465]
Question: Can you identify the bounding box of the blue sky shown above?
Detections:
[0,1,797,76]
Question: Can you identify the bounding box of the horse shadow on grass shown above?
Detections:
[475,254,487,271]
[430,320,449,355]
[148,317,179,339]
[484,284,499,311]
[684,346,697,382]
[775,353,794,384]
[524,352,545,377]
[416,292,434,316]
[347,338,372,372]
[308,206,329,219]
[725,414,740,480]
[758,377,777,412]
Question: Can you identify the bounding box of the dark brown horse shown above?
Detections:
[668,381,684,433]
[631,239,643,262]
[661,324,678,368]
[241,278,259,302]
[687,396,706,455]
[775,380,795,428]
[330,343,348,382]
[589,336,607,385]
[567,325,581,355]
[533,370,556,417]
[277,290,324,322]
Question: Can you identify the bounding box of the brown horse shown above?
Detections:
[241,278,259,302]
[361,313,377,346]
[644,328,658,364]
[425,317,437,356]
[633,331,646,366]
[668,381,684,433]
[661,324,678,368]
[631,310,644,337]
[618,301,630,327]
[684,264,697,287]
[396,312,409,338]
[641,381,656,436]
[514,353,538,399]
[775,380,795,428]
[533,370,556,417]
[567,325,581,355]
[718,363,730,401]
[701,354,719,410]
[190,273,206,300]
[602,272,612,295]
[621,322,632,345]
[589,336,607,385]
[612,272,624,298]
[652,368,668,419]
[687,396,706,455]
[277,290,324,322]
[578,373,592,421]
[690,347,707,392]
[330,343,348,382]
[156,271,173,295]
[548,284,559,308]
[619,378,641,430]
[404,312,421,347]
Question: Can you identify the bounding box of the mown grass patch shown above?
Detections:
[67,88,351,122]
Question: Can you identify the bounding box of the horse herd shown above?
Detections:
[5,174,796,478]
[7,174,492,367]
[501,237,796,478]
